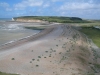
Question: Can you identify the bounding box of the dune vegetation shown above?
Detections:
[0,72,19,75]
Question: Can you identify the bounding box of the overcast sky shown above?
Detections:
[0,0,100,19]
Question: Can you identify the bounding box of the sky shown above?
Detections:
[0,0,100,19]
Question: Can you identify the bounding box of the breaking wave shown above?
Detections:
[0,24,24,30]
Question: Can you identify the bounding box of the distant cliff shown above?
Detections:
[14,18,45,22]
[13,16,90,23]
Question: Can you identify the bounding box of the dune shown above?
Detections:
[0,24,100,75]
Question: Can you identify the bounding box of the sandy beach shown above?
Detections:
[0,23,100,75]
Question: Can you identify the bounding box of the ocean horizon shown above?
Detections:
[0,18,12,21]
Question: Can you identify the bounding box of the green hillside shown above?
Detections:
[13,16,90,23]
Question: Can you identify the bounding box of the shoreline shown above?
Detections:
[0,25,55,50]
[0,33,38,47]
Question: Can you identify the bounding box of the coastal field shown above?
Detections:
[0,18,100,75]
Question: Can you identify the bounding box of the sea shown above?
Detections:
[94,26,100,29]
[0,18,40,46]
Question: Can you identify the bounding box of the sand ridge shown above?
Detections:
[0,24,99,75]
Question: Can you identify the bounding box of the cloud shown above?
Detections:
[0,2,12,11]
[43,3,50,8]
[52,0,62,2]
[88,0,94,3]
[55,1,100,19]
[59,2,100,10]
[0,2,9,7]
[14,0,43,10]
[6,8,12,11]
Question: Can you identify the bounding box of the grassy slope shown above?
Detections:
[0,72,19,75]
[71,20,100,48]
[76,23,100,27]
[80,27,100,48]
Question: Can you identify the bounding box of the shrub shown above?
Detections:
[11,58,15,60]
[36,65,39,67]
[38,56,41,58]
[32,59,35,61]
[30,61,32,63]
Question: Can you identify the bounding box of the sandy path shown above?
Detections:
[0,24,99,75]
